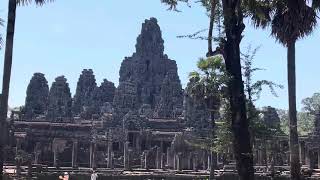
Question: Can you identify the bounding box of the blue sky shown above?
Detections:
[0,0,319,110]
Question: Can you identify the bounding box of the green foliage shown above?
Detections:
[241,45,283,102]
[188,55,228,110]
[278,109,289,134]
[186,56,229,154]
[278,109,314,136]
[302,92,320,115]
[214,99,233,153]
[241,45,283,139]
[244,0,318,46]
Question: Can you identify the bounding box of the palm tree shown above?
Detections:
[247,1,319,179]
[273,2,317,179]
[187,56,228,180]
[0,0,54,178]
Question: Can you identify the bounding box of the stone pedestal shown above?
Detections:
[72,140,78,168]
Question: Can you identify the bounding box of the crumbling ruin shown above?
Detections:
[6,18,320,179]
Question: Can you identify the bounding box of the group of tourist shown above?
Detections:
[59,170,98,180]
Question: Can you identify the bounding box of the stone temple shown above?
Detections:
[6,18,320,177]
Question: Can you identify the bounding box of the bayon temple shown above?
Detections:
[5,18,320,175]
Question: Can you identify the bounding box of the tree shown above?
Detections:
[0,0,54,178]
[187,56,228,180]
[247,1,319,179]
[245,0,319,178]
[302,93,320,116]
[241,45,283,139]
[162,1,255,179]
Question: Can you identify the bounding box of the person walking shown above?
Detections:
[91,170,98,180]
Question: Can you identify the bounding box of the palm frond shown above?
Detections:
[17,0,55,6]
[161,0,190,11]
[271,1,317,45]
[0,18,3,49]
[243,0,273,29]
[312,0,320,12]
[252,80,284,100]
[177,29,208,40]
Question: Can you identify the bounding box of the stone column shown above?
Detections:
[53,149,58,168]
[173,153,177,170]
[167,147,173,168]
[177,153,182,171]
[34,152,40,164]
[124,141,130,170]
[305,146,311,168]
[107,140,113,169]
[136,134,141,154]
[207,154,211,171]
[193,153,198,171]
[27,154,32,179]
[161,153,165,169]
[202,152,207,170]
[318,148,320,169]
[156,146,161,169]
[72,140,78,168]
[89,142,96,169]
[188,153,192,170]
[146,134,151,149]
[16,138,22,155]
[160,141,164,153]
[145,150,150,170]
[34,142,41,164]
[257,147,263,165]
[262,142,267,165]
[299,141,306,165]
[15,156,22,177]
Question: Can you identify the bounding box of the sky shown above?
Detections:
[0,0,319,110]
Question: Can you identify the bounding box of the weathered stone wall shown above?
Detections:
[72,69,97,117]
[24,73,49,119]
[114,17,183,120]
[47,76,72,121]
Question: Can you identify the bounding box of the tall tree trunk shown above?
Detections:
[0,0,17,178]
[207,0,217,57]
[221,0,254,179]
[287,41,301,180]
[209,110,216,180]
